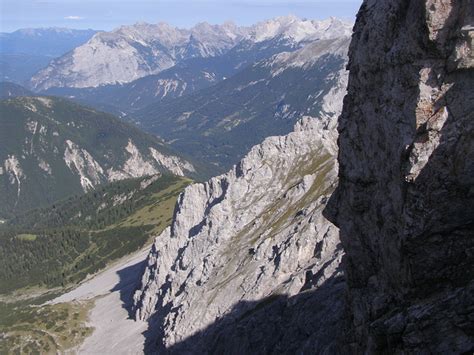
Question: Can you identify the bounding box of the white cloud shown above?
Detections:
[64,16,84,20]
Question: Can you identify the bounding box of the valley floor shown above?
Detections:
[52,248,150,354]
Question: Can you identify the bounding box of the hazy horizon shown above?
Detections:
[1,14,354,34]
[1,0,362,33]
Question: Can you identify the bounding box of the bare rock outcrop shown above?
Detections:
[328,0,474,353]
[133,115,346,353]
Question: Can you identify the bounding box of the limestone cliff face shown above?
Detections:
[329,0,474,353]
[133,116,346,353]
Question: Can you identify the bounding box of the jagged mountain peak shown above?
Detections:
[29,20,245,90]
[29,16,351,90]
[97,20,244,49]
[248,15,352,43]
[190,21,246,41]
[114,21,189,45]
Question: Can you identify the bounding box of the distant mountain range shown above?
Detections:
[0,17,352,209]
[18,17,352,172]
[0,28,98,57]
[53,36,349,171]
[30,16,352,91]
[0,96,195,218]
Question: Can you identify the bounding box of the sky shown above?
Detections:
[0,0,363,32]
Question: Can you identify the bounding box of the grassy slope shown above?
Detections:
[0,174,191,353]
[0,298,94,354]
[0,174,191,294]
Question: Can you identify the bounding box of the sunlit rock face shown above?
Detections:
[329,0,474,353]
[133,112,349,353]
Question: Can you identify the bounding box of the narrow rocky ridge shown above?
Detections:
[128,19,351,351]
[132,112,346,352]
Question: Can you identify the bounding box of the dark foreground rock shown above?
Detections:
[329,0,474,353]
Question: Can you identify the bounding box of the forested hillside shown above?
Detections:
[0,174,190,293]
[0,96,196,218]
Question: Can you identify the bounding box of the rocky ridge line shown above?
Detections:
[30,17,352,90]
[132,114,345,353]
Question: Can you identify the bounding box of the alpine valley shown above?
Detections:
[37,16,352,171]
[0,5,472,355]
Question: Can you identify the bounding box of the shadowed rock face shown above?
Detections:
[327,0,474,353]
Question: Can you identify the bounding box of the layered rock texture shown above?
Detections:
[329,0,474,353]
[133,114,346,352]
